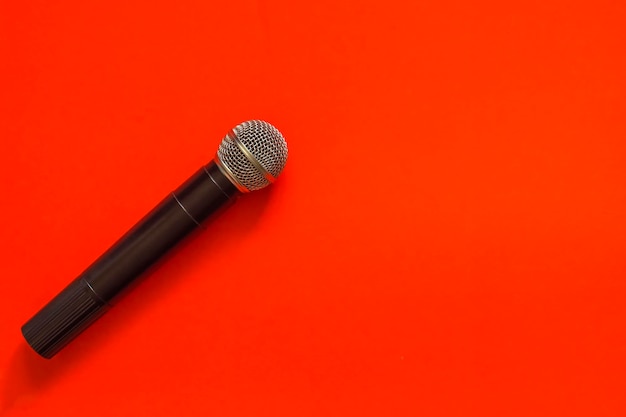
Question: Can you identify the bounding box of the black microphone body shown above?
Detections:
[22,160,239,358]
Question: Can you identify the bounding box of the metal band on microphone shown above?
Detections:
[215,156,249,193]
[230,129,276,183]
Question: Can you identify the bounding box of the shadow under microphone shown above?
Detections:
[21,120,289,359]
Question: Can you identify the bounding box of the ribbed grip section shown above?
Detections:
[21,279,108,359]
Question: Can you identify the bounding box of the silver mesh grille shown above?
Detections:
[216,120,288,191]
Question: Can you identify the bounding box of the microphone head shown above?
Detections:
[216,120,289,192]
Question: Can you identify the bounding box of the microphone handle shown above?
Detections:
[22,160,240,359]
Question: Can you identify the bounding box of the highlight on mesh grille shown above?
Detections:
[216,120,288,191]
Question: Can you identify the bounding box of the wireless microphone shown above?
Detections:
[21,120,288,359]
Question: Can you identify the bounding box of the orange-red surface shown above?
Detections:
[1,0,625,416]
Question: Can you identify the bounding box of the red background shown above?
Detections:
[1,0,625,415]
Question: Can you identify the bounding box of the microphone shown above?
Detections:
[21,120,288,359]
